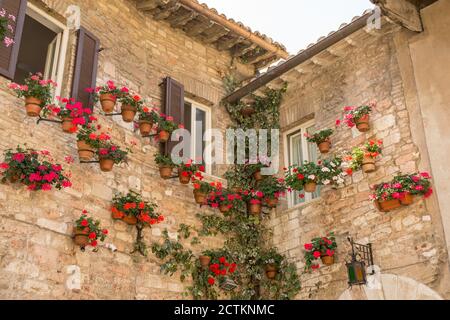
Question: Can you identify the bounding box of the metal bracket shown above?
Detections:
[80,160,100,164]
[142,133,158,138]
[102,112,122,117]
[36,117,63,125]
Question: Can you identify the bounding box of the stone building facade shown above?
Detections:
[0,0,286,299]
[227,0,449,300]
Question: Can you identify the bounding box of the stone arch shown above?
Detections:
[339,273,443,300]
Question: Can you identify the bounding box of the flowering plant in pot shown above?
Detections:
[137,106,158,136]
[305,128,334,154]
[157,114,179,142]
[8,73,56,117]
[192,176,217,204]
[241,189,265,215]
[346,140,383,174]
[112,191,164,256]
[337,103,374,132]
[304,233,337,271]
[260,248,284,280]
[284,161,320,193]
[76,125,110,161]
[1,8,15,47]
[86,80,122,113]
[97,142,129,172]
[370,182,405,212]
[246,156,271,181]
[205,255,238,288]
[118,92,143,123]
[154,152,175,179]
[0,147,72,191]
[318,157,346,187]
[207,189,242,213]
[73,210,108,250]
[258,176,286,208]
[388,172,433,206]
[177,160,204,184]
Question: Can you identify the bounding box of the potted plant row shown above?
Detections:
[73,210,108,251]
[303,233,337,271]
[370,172,433,212]
[0,146,72,191]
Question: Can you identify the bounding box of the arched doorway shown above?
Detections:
[339,274,443,300]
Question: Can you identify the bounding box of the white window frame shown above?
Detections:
[283,119,318,208]
[185,98,212,175]
[26,3,69,100]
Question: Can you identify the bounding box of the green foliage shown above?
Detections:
[305,128,334,144]
[154,152,175,167]
[303,233,337,271]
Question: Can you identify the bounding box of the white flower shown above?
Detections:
[330,162,336,168]
[308,175,316,180]
[321,167,331,173]
[341,162,349,168]
[337,178,344,184]
[333,176,338,181]
[323,179,331,185]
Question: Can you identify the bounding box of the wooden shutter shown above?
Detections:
[163,77,185,155]
[71,27,99,109]
[0,0,27,79]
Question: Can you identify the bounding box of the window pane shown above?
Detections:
[183,102,192,160]
[307,125,321,199]
[289,132,305,205]
[195,108,206,164]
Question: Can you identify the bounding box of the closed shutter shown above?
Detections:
[163,77,185,156]
[0,0,27,79]
[71,27,99,110]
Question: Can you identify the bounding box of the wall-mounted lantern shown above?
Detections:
[346,237,375,287]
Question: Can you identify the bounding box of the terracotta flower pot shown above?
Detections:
[253,170,263,181]
[248,202,262,215]
[123,215,138,225]
[159,130,170,142]
[265,264,278,280]
[231,187,241,193]
[362,156,376,173]
[318,140,331,154]
[25,97,42,117]
[111,211,124,220]
[356,114,370,132]
[321,255,334,266]
[199,255,211,268]
[178,170,191,184]
[77,140,95,161]
[400,193,414,206]
[61,118,75,133]
[99,157,115,172]
[121,104,137,122]
[193,190,207,204]
[304,182,317,193]
[159,166,173,179]
[378,199,402,212]
[265,198,279,208]
[73,227,89,247]
[8,172,20,183]
[139,120,153,136]
[240,105,256,117]
[100,93,116,113]
[219,204,231,213]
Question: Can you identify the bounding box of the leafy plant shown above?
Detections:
[98,142,129,164]
[8,73,56,106]
[138,106,158,122]
[74,210,108,249]
[284,161,321,191]
[118,91,144,109]
[305,128,333,144]
[338,103,374,128]
[257,176,286,200]
[343,140,383,171]
[157,114,180,133]
[370,172,433,201]
[303,233,337,271]
[154,152,175,167]
[319,157,345,186]
[111,191,162,224]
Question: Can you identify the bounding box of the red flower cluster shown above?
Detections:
[207,257,237,286]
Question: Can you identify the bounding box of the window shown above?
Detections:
[284,120,321,207]
[13,3,69,99]
[183,99,212,174]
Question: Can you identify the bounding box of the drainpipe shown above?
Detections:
[179,0,289,60]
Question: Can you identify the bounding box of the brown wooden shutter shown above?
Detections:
[163,77,185,156]
[71,27,99,109]
[0,0,27,79]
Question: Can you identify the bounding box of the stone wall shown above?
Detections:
[0,0,246,299]
[270,22,450,299]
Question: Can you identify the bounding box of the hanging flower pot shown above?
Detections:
[265,264,278,280]
[265,198,279,208]
[139,120,153,136]
[123,214,138,225]
[199,255,211,269]
[321,255,334,266]
[219,204,231,213]
[159,130,170,142]
[378,199,402,212]
[73,227,89,247]
[253,170,263,181]
[356,114,370,132]
[77,140,95,161]
[247,202,262,215]
[99,157,115,172]
[400,193,414,206]
[304,182,317,193]
[111,207,124,220]
[25,97,42,117]
[178,170,191,185]
[362,155,376,173]
[121,104,137,122]
[61,118,75,133]
[194,190,207,204]
[318,140,331,154]
[159,166,173,179]
[100,93,117,113]
[240,105,256,117]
